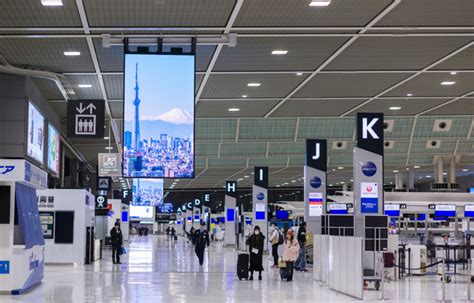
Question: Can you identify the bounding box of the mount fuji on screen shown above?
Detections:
[123,53,195,178]
[124,108,193,139]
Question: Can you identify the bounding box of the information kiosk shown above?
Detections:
[0,159,47,295]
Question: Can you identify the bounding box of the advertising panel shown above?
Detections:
[130,205,154,219]
[123,53,195,178]
[132,179,163,206]
[361,182,379,213]
[47,124,60,174]
[27,102,45,164]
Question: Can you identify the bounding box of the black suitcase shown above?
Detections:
[237,253,249,280]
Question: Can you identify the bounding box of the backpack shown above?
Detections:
[278,231,284,245]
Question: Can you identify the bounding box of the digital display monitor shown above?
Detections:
[417,213,426,221]
[434,204,456,217]
[329,203,348,214]
[132,179,163,206]
[123,53,195,178]
[157,203,174,213]
[276,210,289,220]
[27,102,45,164]
[384,204,400,217]
[227,208,235,222]
[130,205,154,219]
[465,205,474,217]
[47,123,60,174]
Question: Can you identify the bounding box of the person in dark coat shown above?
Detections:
[110,222,123,264]
[193,222,210,266]
[246,225,265,280]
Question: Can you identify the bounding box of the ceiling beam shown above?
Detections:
[195,0,244,104]
[263,0,402,118]
[340,41,474,116]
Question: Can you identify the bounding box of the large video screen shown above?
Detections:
[157,203,174,213]
[123,53,195,178]
[130,205,154,219]
[47,123,60,175]
[132,179,163,206]
[27,102,45,164]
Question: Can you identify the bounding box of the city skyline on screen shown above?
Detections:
[123,54,195,178]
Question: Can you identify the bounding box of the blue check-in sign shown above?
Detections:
[0,260,10,274]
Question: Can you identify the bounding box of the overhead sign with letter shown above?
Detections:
[224,181,237,246]
[304,139,327,227]
[353,113,384,215]
[98,153,122,176]
[67,100,105,138]
[253,167,269,250]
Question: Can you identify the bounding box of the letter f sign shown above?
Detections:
[362,118,379,139]
[312,143,320,160]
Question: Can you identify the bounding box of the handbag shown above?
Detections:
[278,257,287,268]
[121,246,127,255]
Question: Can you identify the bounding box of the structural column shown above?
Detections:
[224,181,237,246]
[253,167,269,250]
[448,155,456,185]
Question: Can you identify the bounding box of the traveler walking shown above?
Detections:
[282,229,300,281]
[110,222,123,264]
[194,222,210,266]
[246,225,265,280]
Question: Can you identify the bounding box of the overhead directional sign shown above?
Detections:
[95,195,108,209]
[97,176,111,190]
[67,100,105,138]
[98,153,122,176]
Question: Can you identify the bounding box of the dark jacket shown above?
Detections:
[297,226,306,244]
[110,227,123,246]
[194,229,210,248]
[246,233,265,271]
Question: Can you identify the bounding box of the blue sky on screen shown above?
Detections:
[124,54,194,122]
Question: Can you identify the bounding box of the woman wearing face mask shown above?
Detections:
[246,225,265,280]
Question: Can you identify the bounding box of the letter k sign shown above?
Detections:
[312,143,320,160]
[362,118,379,139]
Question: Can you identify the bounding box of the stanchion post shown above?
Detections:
[380,254,385,300]
[468,258,471,302]
[442,258,446,302]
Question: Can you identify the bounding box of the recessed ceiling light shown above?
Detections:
[443,172,447,176]
[284,182,289,185]
[271,50,288,55]
[291,180,296,183]
[242,95,248,98]
[414,165,420,169]
[426,175,432,178]
[41,0,63,6]
[350,179,354,182]
[329,184,333,187]
[63,51,80,56]
[406,93,413,97]
[309,0,331,6]
[393,170,399,173]
[441,81,456,86]
[105,147,113,150]
[450,71,457,75]
[462,169,469,172]
[104,137,110,140]
[389,106,402,111]
[296,72,303,76]
[419,176,423,179]
[78,84,92,88]
[276,185,281,187]
[247,83,261,87]
[228,108,240,112]
[337,166,344,170]
[244,175,249,178]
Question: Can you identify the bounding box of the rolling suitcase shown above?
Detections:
[237,253,249,280]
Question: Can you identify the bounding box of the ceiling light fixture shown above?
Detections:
[247,83,261,87]
[463,169,469,172]
[78,84,92,88]
[414,165,420,169]
[389,106,402,111]
[450,71,457,75]
[104,137,110,140]
[41,0,63,6]
[337,166,344,170]
[426,175,432,178]
[406,93,413,97]
[228,108,240,112]
[105,147,113,150]
[63,51,80,56]
[271,50,288,55]
[441,81,456,86]
[296,72,303,76]
[393,170,399,173]
[309,0,331,6]
[242,95,248,98]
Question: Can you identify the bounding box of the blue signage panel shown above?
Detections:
[0,260,9,274]
[255,211,265,220]
[122,211,128,222]
[361,198,379,213]
[227,209,235,222]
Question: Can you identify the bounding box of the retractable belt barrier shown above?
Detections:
[392,260,442,271]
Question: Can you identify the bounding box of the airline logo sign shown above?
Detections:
[305,139,327,172]
[309,192,323,216]
[361,182,379,213]
[357,113,384,156]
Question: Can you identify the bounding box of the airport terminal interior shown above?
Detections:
[0,0,474,302]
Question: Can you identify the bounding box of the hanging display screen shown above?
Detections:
[132,179,163,206]
[27,102,45,164]
[123,53,195,178]
[47,123,60,175]
[130,205,154,219]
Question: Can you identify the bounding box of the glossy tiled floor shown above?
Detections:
[2,235,473,302]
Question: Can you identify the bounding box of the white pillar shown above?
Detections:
[448,156,456,184]
[395,172,404,190]
[436,156,444,183]
[407,170,415,191]
[342,183,348,192]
